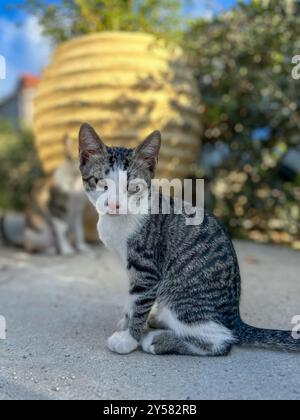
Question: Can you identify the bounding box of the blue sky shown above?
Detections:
[0,0,241,99]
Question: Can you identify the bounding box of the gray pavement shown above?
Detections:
[0,241,299,400]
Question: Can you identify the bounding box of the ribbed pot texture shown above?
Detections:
[34,32,202,180]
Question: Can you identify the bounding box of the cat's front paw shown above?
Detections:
[76,242,92,254]
[60,245,76,256]
[107,330,138,355]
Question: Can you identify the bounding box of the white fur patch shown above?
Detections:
[97,213,144,264]
[157,307,235,352]
[116,316,128,331]
[107,330,138,354]
[89,168,146,263]
[117,294,138,331]
[127,294,138,318]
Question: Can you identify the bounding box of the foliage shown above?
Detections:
[0,122,44,211]
[186,0,300,248]
[19,0,190,43]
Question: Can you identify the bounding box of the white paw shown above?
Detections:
[76,242,92,254]
[142,330,164,355]
[107,330,138,355]
[60,246,76,256]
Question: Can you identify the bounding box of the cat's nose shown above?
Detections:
[108,202,120,212]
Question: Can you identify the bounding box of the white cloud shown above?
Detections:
[0,16,53,99]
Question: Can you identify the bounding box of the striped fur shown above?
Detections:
[79,123,300,356]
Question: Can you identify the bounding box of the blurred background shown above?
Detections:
[0,0,299,250]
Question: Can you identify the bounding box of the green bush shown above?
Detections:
[20,0,189,43]
[0,122,44,211]
[185,0,300,248]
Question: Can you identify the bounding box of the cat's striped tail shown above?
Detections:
[234,318,300,352]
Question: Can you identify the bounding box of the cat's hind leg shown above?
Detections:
[142,308,235,356]
[142,330,193,355]
[142,330,232,356]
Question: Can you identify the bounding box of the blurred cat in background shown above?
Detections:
[1,135,90,256]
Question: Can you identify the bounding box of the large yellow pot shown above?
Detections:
[34,32,202,180]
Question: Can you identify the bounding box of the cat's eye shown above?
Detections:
[83,176,95,184]
[96,179,109,191]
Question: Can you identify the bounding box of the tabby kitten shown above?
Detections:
[47,136,90,255]
[79,123,299,356]
[26,136,90,255]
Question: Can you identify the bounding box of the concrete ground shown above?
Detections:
[0,241,299,400]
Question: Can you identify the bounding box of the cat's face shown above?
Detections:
[78,123,161,215]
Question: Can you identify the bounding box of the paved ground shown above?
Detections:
[0,241,299,400]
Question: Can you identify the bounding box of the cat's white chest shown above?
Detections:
[98,215,142,264]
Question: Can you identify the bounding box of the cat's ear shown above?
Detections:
[79,123,107,166]
[134,131,161,172]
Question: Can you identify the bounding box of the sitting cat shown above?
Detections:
[25,135,90,255]
[79,123,299,356]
